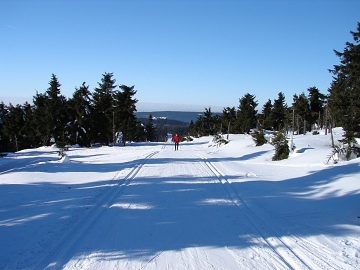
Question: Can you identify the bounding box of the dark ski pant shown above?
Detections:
[175,142,179,150]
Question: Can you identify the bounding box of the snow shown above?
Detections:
[0,128,359,270]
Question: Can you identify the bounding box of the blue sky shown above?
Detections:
[1,0,359,112]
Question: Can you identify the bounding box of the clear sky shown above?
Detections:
[1,0,359,112]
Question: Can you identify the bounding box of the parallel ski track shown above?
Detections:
[197,154,341,270]
[33,150,159,270]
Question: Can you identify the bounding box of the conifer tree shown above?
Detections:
[29,74,68,147]
[271,92,287,131]
[32,91,51,145]
[43,74,68,146]
[292,92,310,134]
[260,99,273,130]
[2,104,25,151]
[307,86,326,129]
[67,82,93,146]
[236,93,258,134]
[0,102,10,151]
[221,107,236,135]
[145,114,156,142]
[22,102,36,149]
[92,73,117,145]
[113,84,138,145]
[203,107,217,135]
[194,115,205,137]
[272,130,290,161]
[328,22,360,153]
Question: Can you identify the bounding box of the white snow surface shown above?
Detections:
[0,128,359,270]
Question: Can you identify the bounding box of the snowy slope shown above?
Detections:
[0,129,359,269]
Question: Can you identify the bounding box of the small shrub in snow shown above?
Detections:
[327,139,360,163]
[209,134,229,147]
[182,136,193,142]
[251,130,267,146]
[271,131,289,161]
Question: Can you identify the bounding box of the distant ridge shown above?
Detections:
[136,111,203,123]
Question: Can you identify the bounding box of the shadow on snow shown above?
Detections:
[0,149,359,268]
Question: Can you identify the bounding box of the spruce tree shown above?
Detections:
[113,84,138,145]
[2,104,25,151]
[44,74,68,147]
[22,102,36,149]
[236,93,258,134]
[67,82,93,146]
[0,102,10,152]
[328,22,360,155]
[292,92,310,134]
[307,86,326,129]
[271,92,287,131]
[145,114,156,142]
[272,130,290,161]
[221,107,236,135]
[260,99,273,130]
[92,73,117,145]
[32,91,51,145]
[203,107,216,135]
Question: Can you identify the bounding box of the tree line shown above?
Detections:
[0,72,143,152]
[187,87,326,137]
[1,23,359,155]
[188,23,360,158]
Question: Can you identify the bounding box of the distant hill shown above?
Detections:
[136,111,204,123]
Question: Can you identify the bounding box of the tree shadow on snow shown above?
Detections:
[0,152,359,269]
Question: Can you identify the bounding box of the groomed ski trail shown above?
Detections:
[34,150,159,270]
[197,154,348,270]
[33,142,355,270]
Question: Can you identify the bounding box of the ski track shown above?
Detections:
[11,143,357,269]
[197,153,352,270]
[33,150,159,270]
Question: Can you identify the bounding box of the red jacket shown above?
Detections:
[173,134,180,143]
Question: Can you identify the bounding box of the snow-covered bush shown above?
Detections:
[251,130,267,146]
[182,136,193,142]
[209,134,229,147]
[271,131,289,161]
[327,139,360,163]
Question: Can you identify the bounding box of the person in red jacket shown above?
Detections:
[173,133,180,151]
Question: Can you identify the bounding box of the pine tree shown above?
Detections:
[0,102,10,152]
[22,102,37,149]
[203,107,217,135]
[271,130,290,161]
[260,99,273,130]
[114,84,138,145]
[307,86,326,129]
[33,74,69,145]
[236,93,258,134]
[43,74,68,147]
[67,82,93,146]
[92,73,117,145]
[2,104,25,151]
[292,92,310,134]
[328,22,360,155]
[271,92,287,131]
[145,114,156,142]
[221,107,236,135]
[32,91,51,145]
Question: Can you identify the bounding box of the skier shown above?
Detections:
[173,133,180,151]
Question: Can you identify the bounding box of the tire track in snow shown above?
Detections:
[197,154,332,270]
[32,150,159,270]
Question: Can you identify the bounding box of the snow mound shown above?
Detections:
[59,154,70,163]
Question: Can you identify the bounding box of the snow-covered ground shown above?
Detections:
[0,128,359,270]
